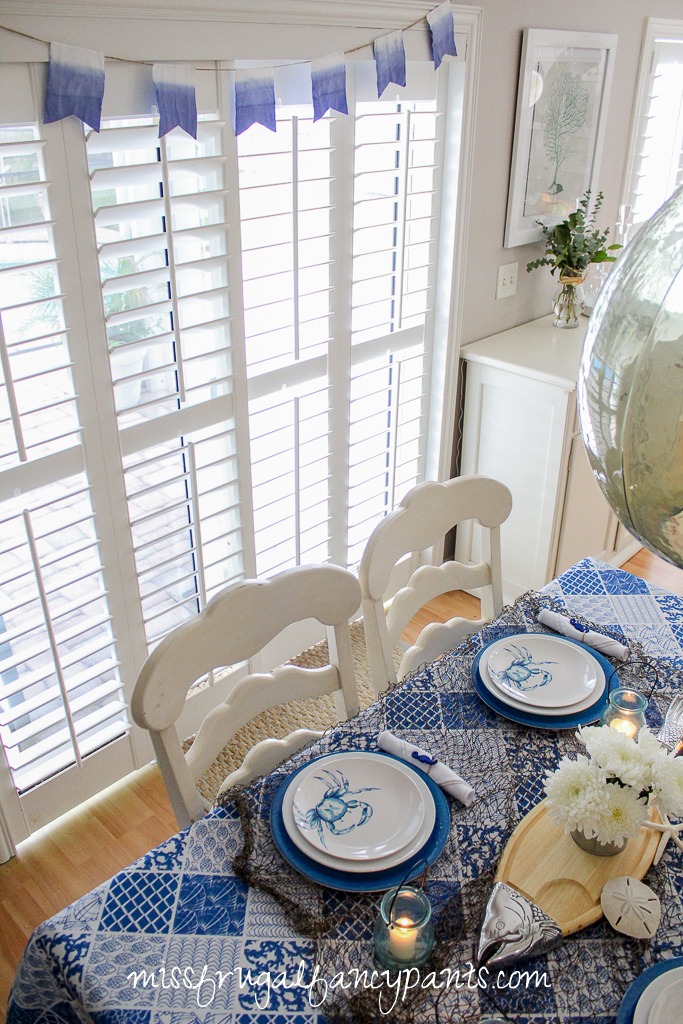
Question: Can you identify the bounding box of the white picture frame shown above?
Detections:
[504,28,618,248]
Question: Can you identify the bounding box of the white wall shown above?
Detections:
[1,0,681,344]
[460,0,683,343]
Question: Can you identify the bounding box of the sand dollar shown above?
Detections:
[600,876,661,938]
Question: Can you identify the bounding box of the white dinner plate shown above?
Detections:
[292,751,426,859]
[282,758,436,873]
[648,979,683,1024]
[478,640,606,718]
[485,634,601,708]
[633,966,683,1024]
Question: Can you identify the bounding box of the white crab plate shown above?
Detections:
[479,639,606,718]
[485,634,601,708]
[282,762,436,872]
[292,752,426,860]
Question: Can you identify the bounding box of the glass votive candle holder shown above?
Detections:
[373,885,434,970]
[600,687,648,739]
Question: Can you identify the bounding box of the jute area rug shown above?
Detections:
[184,620,405,804]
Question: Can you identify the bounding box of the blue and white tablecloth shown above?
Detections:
[7,559,683,1024]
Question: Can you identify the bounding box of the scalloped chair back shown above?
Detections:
[359,475,512,695]
[131,563,361,828]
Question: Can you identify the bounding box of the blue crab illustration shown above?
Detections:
[491,644,557,692]
[293,769,378,848]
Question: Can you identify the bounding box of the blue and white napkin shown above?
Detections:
[536,608,629,662]
[378,730,475,806]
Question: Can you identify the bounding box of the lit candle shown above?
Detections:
[388,915,418,961]
[609,718,638,738]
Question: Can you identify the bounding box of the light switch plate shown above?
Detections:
[496,262,518,299]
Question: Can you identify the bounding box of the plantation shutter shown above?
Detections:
[86,107,250,649]
[0,66,132,831]
[0,53,466,841]
[625,30,683,229]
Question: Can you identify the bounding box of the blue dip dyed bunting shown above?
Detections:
[235,67,276,135]
[427,0,458,70]
[153,64,197,139]
[44,42,105,132]
[311,53,348,121]
[374,30,406,98]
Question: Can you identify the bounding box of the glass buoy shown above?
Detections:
[578,185,683,567]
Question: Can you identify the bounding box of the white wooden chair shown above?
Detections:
[359,475,512,695]
[131,564,361,829]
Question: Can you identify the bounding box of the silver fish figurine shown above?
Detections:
[477,882,562,969]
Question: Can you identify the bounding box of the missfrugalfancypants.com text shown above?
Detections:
[128,960,551,1015]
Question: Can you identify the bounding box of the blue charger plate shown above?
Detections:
[471,633,619,730]
[270,751,451,892]
[617,957,683,1024]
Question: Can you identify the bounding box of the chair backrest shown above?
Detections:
[131,564,361,829]
[359,475,512,694]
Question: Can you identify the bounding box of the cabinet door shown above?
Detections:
[554,433,617,575]
[456,362,572,596]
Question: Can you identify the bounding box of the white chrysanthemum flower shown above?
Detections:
[544,756,606,833]
[596,783,649,843]
[579,724,650,790]
[652,750,683,818]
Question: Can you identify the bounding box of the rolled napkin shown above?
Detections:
[378,729,476,806]
[536,607,629,662]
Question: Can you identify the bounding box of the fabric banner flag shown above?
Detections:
[311,54,348,121]
[153,64,197,139]
[374,30,406,98]
[427,1,458,70]
[235,67,276,135]
[44,42,105,132]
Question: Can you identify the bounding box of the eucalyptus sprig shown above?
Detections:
[526,190,622,277]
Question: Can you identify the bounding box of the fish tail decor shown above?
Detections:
[235,67,276,136]
[374,30,406,98]
[427,1,458,70]
[311,54,348,122]
[44,42,105,132]
[153,64,197,139]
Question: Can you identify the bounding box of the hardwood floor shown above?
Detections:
[2,545,683,1018]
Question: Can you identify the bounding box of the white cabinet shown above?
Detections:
[456,315,640,599]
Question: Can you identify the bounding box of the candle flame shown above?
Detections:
[609,718,637,738]
[394,916,414,930]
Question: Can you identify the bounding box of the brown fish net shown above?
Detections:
[217,592,683,1023]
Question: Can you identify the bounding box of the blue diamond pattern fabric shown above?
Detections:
[99,872,178,933]
[6,558,683,1024]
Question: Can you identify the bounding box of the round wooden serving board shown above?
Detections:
[495,799,662,936]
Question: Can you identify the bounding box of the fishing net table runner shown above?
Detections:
[218,564,683,1024]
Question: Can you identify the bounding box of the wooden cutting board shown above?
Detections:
[496,799,662,936]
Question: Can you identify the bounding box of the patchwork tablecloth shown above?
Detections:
[7,558,683,1024]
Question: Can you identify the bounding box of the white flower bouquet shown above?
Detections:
[544,725,683,849]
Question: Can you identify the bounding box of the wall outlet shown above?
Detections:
[496,262,518,299]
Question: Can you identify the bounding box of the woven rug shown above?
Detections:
[185,620,405,803]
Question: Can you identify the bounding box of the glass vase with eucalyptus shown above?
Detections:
[527,190,621,330]
[553,271,587,328]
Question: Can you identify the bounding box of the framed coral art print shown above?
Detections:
[504,29,618,247]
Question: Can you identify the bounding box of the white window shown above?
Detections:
[0,55,468,841]
[623,20,683,231]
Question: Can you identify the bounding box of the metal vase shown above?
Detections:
[570,828,626,857]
